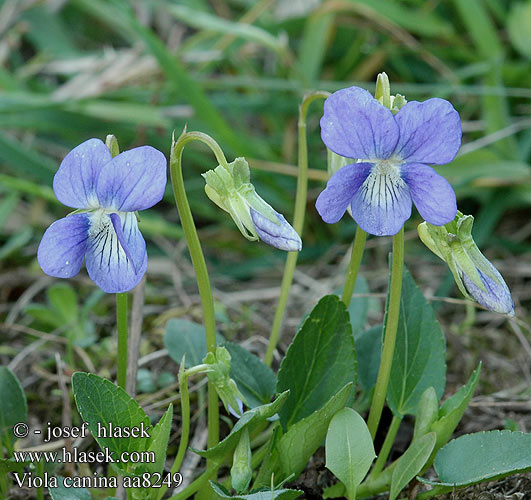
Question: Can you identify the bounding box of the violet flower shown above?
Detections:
[38,138,166,293]
[316,86,461,236]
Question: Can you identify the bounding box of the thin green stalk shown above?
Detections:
[367,228,404,438]
[0,443,8,496]
[264,90,330,366]
[157,362,191,500]
[35,460,44,500]
[368,415,401,479]
[116,292,128,390]
[341,226,368,308]
[170,131,224,452]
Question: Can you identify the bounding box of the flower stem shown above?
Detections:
[264,91,330,367]
[367,228,404,439]
[341,226,368,308]
[170,130,223,453]
[116,292,128,391]
[157,362,191,500]
[368,415,401,479]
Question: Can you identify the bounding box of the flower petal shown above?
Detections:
[316,162,372,223]
[394,98,461,164]
[402,163,457,225]
[462,268,514,315]
[351,167,412,236]
[53,139,112,209]
[85,212,147,293]
[37,214,90,278]
[250,208,302,251]
[320,87,399,160]
[96,146,167,212]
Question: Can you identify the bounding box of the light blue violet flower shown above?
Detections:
[316,86,462,236]
[38,138,167,293]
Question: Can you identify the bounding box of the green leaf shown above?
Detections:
[277,295,356,429]
[0,457,28,475]
[0,227,33,261]
[355,324,382,394]
[210,482,303,500]
[325,408,375,499]
[25,304,63,328]
[0,132,57,183]
[0,367,27,447]
[430,431,531,487]
[295,12,334,84]
[322,482,346,499]
[164,318,224,368]
[508,2,531,59]
[224,342,276,408]
[49,477,92,500]
[193,391,289,461]
[277,383,352,478]
[72,373,151,474]
[47,283,79,324]
[389,432,436,500]
[430,363,481,454]
[387,269,446,417]
[135,404,173,475]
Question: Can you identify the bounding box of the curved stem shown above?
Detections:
[367,228,404,438]
[264,91,330,366]
[368,415,401,479]
[116,292,128,390]
[170,131,222,452]
[341,226,368,308]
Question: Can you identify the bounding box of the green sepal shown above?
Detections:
[203,347,247,415]
[105,134,120,158]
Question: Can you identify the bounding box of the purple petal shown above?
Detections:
[250,209,302,252]
[351,167,412,236]
[316,162,372,223]
[402,163,457,225]
[53,139,112,209]
[320,87,399,160]
[228,399,244,418]
[110,213,138,274]
[96,146,167,212]
[462,268,514,315]
[37,214,90,278]
[85,212,147,293]
[394,99,461,164]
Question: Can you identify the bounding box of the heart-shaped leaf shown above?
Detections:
[277,295,356,429]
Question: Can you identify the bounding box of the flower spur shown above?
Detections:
[316,86,462,236]
[38,138,167,293]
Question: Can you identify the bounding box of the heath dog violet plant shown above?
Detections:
[11,71,527,500]
[316,84,461,236]
[37,137,166,293]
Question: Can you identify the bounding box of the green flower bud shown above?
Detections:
[203,158,302,251]
[418,212,514,315]
[203,347,247,417]
[231,428,252,493]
